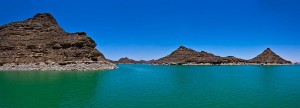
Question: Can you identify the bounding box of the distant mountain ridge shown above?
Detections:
[109,57,152,64]
[153,46,291,65]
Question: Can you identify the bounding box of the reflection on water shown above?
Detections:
[1,65,300,108]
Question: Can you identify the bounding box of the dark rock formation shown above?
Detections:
[153,46,290,65]
[110,57,152,64]
[222,56,247,63]
[116,57,136,64]
[249,48,292,64]
[0,13,115,70]
[153,46,233,64]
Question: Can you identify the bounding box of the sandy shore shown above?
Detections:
[0,61,116,71]
[152,63,293,66]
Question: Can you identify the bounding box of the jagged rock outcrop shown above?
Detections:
[249,48,292,64]
[0,13,116,70]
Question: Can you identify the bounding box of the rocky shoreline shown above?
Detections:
[0,61,116,71]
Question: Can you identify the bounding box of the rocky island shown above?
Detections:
[109,57,153,64]
[248,48,292,64]
[152,46,292,65]
[0,13,116,71]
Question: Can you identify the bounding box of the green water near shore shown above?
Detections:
[1,64,300,108]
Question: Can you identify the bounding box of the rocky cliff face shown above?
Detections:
[249,48,291,64]
[153,46,290,65]
[0,13,115,70]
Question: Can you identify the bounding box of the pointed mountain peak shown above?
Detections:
[261,48,276,54]
[175,46,196,52]
[264,48,272,52]
[178,46,188,49]
[33,13,54,19]
[250,48,291,64]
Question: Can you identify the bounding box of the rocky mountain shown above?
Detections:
[116,57,136,64]
[249,48,292,64]
[0,13,115,70]
[153,46,290,65]
[153,46,242,64]
[153,46,199,64]
[222,56,247,63]
[109,57,152,64]
[136,60,155,64]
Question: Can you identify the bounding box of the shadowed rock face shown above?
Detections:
[0,13,107,64]
[249,48,292,64]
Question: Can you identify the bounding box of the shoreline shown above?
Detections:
[0,61,117,71]
[151,63,293,66]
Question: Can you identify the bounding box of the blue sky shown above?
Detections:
[0,0,299,62]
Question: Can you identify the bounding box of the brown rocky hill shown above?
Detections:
[0,13,111,66]
[109,57,152,64]
[153,46,199,64]
[222,56,247,63]
[153,46,291,65]
[153,46,236,64]
[249,48,291,64]
[116,57,136,64]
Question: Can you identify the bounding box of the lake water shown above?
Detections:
[1,64,300,108]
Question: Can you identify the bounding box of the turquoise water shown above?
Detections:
[1,64,300,108]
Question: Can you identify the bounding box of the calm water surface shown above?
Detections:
[1,64,300,108]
